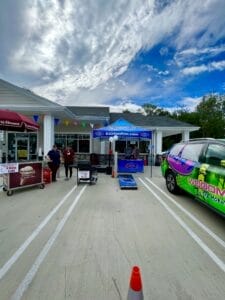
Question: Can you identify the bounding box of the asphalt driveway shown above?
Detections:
[0,167,225,299]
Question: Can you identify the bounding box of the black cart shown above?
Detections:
[76,161,98,185]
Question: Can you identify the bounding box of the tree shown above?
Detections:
[196,95,225,138]
[142,103,169,116]
[171,109,201,138]
[171,95,225,138]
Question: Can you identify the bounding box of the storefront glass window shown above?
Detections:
[55,134,67,149]
[7,132,37,162]
[115,140,149,153]
[29,134,38,160]
[8,133,16,161]
[115,141,126,153]
[139,141,149,153]
[55,133,90,153]
[79,140,89,152]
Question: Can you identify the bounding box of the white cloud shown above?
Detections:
[159,47,169,56]
[173,1,225,49]
[109,102,145,113]
[182,65,208,75]
[158,70,169,75]
[47,75,147,107]
[174,45,225,68]
[162,96,202,113]
[1,0,225,107]
[182,60,225,75]
[10,0,147,92]
[211,60,225,71]
[178,45,225,57]
[177,96,202,110]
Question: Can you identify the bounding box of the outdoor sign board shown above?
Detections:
[118,159,144,173]
[4,162,42,189]
[92,118,152,140]
[0,163,19,174]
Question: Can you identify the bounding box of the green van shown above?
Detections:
[161,139,225,217]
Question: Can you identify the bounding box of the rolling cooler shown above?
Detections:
[77,161,98,185]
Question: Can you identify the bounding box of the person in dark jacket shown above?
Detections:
[63,146,75,180]
[47,145,61,182]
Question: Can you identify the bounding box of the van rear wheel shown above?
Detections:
[166,171,179,194]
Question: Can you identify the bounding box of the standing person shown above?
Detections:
[47,145,61,182]
[63,146,75,180]
[132,144,139,159]
[125,144,132,159]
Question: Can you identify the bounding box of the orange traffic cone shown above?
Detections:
[127,266,144,300]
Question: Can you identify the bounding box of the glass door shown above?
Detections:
[16,138,29,161]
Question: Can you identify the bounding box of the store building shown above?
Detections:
[0,78,199,163]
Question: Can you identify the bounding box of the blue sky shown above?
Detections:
[0,0,225,112]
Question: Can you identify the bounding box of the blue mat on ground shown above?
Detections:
[118,174,138,189]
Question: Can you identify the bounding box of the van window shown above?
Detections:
[181,143,204,161]
[205,144,225,166]
[170,144,184,156]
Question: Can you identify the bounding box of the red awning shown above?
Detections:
[0,109,39,132]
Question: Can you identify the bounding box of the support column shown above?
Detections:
[43,115,54,156]
[156,130,162,154]
[182,131,189,141]
[89,135,93,153]
[100,140,105,154]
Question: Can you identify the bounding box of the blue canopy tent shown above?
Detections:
[92,118,152,176]
[92,118,152,140]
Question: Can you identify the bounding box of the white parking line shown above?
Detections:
[145,177,225,249]
[12,185,87,300]
[0,185,77,281]
[139,178,225,273]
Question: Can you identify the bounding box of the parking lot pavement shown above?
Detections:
[0,165,162,195]
[1,166,225,299]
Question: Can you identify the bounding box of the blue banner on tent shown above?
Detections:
[92,118,152,140]
[118,159,144,173]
